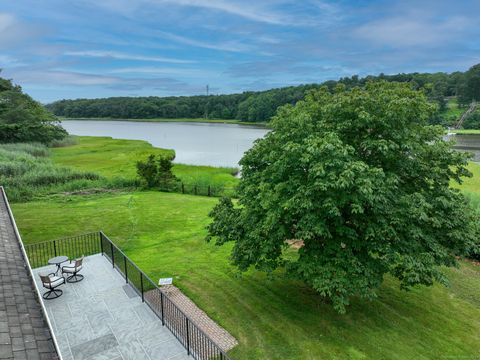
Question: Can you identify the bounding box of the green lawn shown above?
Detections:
[451,129,480,134]
[451,162,480,193]
[443,98,464,125]
[11,190,480,359]
[52,136,239,188]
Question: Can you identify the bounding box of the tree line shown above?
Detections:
[46,64,480,123]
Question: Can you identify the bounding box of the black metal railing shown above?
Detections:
[24,232,101,268]
[24,231,232,360]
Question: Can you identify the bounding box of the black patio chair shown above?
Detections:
[40,274,66,300]
[62,255,84,283]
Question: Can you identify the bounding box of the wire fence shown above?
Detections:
[24,231,233,360]
[158,181,237,198]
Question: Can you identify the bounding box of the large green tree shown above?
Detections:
[0,76,66,143]
[207,82,479,312]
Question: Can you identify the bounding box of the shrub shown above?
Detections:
[136,154,179,191]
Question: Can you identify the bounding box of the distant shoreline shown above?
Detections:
[59,117,269,128]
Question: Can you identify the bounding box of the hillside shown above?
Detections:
[46,64,479,124]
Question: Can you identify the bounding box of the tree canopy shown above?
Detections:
[458,64,480,105]
[0,75,67,143]
[207,81,479,313]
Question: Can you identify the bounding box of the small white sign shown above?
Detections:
[158,277,173,286]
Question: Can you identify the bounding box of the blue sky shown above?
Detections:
[1,0,479,103]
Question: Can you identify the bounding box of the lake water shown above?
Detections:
[61,120,480,168]
[61,120,269,168]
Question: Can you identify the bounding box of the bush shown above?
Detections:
[136,154,179,191]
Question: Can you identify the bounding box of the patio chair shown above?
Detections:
[40,274,65,300]
[62,255,84,283]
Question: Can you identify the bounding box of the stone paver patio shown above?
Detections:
[32,254,191,360]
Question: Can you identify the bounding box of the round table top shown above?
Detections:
[48,255,69,265]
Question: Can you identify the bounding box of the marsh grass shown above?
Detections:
[50,135,79,148]
[0,142,51,157]
[0,142,121,201]
[0,138,237,201]
[51,136,240,190]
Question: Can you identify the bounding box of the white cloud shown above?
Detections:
[154,31,254,53]
[10,69,118,86]
[76,0,339,27]
[0,54,24,67]
[153,0,286,25]
[64,50,195,64]
[109,66,217,77]
[354,16,472,47]
[0,12,45,48]
[0,13,16,31]
[4,68,203,93]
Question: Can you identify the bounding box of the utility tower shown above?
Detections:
[205,84,209,119]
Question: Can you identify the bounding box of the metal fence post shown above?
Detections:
[99,232,104,255]
[140,273,144,302]
[160,292,165,326]
[124,256,128,283]
[53,240,57,257]
[194,185,197,195]
[185,318,190,355]
[208,185,211,197]
[111,243,114,268]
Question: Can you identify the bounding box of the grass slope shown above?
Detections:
[443,98,464,125]
[12,191,480,360]
[52,136,239,188]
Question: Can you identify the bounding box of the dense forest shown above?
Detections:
[47,64,480,124]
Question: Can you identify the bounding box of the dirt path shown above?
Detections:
[455,101,477,129]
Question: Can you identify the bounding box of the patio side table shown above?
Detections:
[48,255,69,276]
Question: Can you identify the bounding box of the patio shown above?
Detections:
[32,254,191,360]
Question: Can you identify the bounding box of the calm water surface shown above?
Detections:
[61,120,269,168]
[61,121,480,167]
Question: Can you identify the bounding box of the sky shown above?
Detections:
[1,0,479,103]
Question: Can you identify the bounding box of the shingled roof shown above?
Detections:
[0,187,58,360]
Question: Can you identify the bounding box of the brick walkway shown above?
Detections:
[158,285,238,351]
[0,188,57,359]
